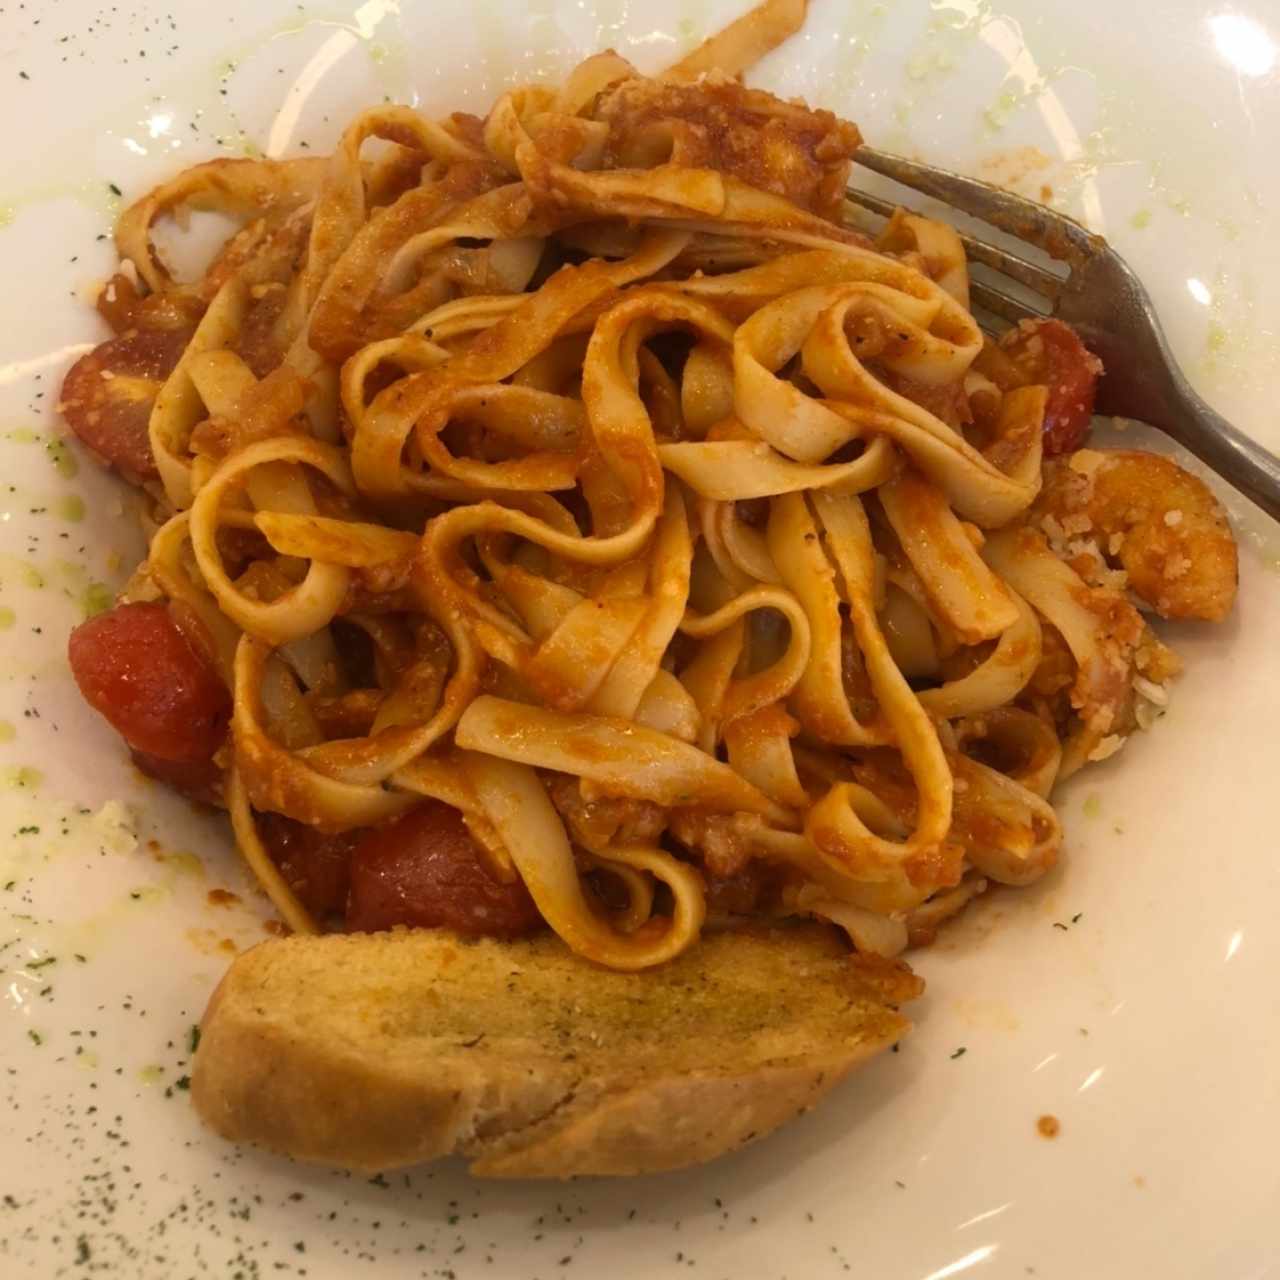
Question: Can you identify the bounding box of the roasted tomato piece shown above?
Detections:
[257,813,360,923]
[998,317,1102,455]
[347,801,543,937]
[68,601,229,763]
[131,750,224,806]
[59,318,195,480]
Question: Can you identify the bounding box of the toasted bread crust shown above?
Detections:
[192,925,920,1178]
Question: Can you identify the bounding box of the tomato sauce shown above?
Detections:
[257,814,360,923]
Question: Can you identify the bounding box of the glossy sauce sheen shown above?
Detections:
[67,602,230,763]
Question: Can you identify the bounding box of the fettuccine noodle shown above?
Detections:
[63,0,1236,967]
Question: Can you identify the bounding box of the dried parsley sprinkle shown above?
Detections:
[108,182,122,196]
[173,1075,190,1091]
[28,1029,43,1045]
[188,1024,201,1053]
[950,1046,967,1059]
[1071,912,1083,923]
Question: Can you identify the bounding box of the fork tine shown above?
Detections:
[968,278,1044,327]
[956,234,1064,299]
[845,188,1065,299]
[844,187,903,221]
[854,146,1098,266]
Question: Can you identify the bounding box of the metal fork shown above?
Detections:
[846,146,1280,522]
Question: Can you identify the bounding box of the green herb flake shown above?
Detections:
[949,1046,966,1059]
[28,1029,43,1046]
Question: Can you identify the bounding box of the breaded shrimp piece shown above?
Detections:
[1034,449,1237,622]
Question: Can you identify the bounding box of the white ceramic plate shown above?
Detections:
[3,2,1278,1276]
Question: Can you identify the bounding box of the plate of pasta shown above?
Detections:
[3,0,1279,1276]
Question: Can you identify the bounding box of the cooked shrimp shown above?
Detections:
[1033,448,1238,622]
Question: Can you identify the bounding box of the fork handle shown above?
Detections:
[1152,386,1280,524]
